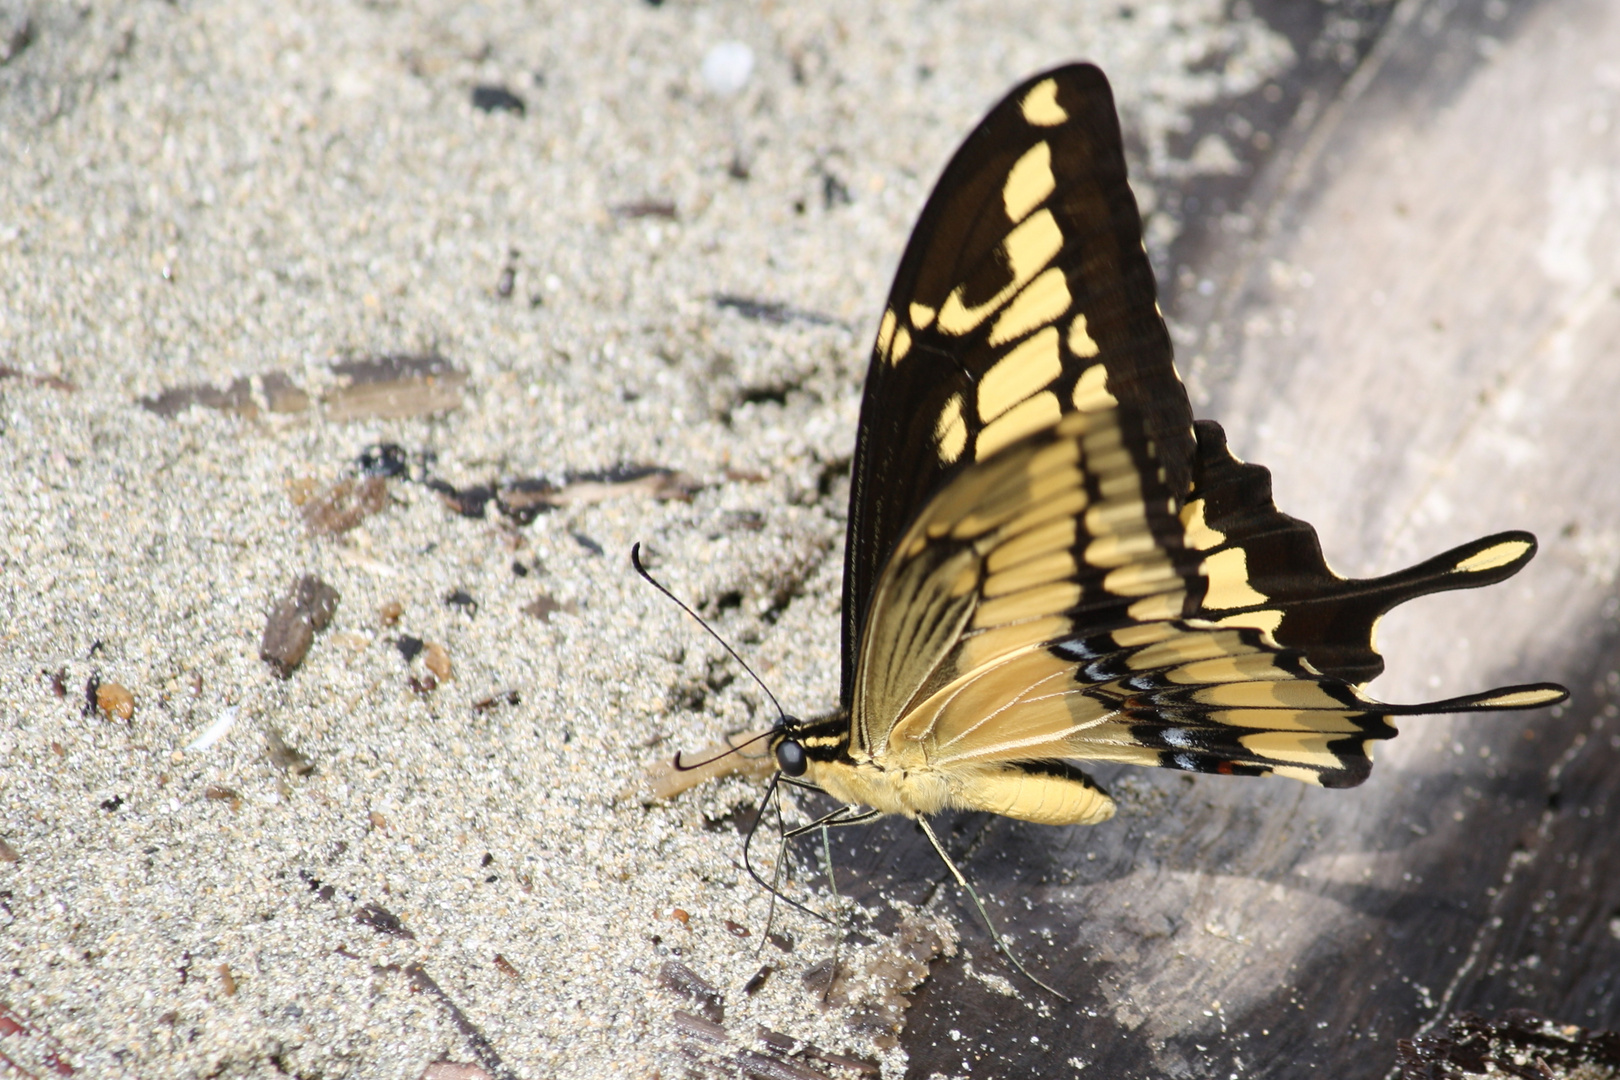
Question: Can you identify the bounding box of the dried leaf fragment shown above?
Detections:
[302,475,388,535]
[325,354,466,421]
[658,960,724,1023]
[355,902,415,940]
[522,593,577,623]
[264,726,314,776]
[420,1063,492,1080]
[260,575,341,678]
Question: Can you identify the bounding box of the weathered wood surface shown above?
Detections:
[807,2,1620,1076]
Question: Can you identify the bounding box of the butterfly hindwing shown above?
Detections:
[842,64,1194,704]
[1182,419,1547,685]
[843,404,1567,823]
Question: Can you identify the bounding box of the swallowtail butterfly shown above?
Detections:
[651,63,1567,987]
[763,63,1566,828]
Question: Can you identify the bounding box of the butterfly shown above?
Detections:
[646,62,1567,992]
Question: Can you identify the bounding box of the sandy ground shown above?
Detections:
[0,2,1314,1077]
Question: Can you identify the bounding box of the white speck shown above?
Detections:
[185,705,240,752]
[169,798,182,813]
[701,42,754,96]
[1188,133,1241,175]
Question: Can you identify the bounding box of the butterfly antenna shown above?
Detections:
[669,729,775,773]
[630,543,789,724]
[917,817,1071,1002]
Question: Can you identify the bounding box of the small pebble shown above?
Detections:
[96,682,135,721]
[424,643,452,681]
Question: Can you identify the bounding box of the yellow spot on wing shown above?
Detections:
[1103,553,1178,598]
[1179,499,1226,551]
[1128,629,1248,670]
[1210,708,1364,733]
[1127,590,1186,622]
[1112,622,1180,648]
[1455,539,1533,574]
[1067,313,1100,358]
[973,579,1081,628]
[876,308,896,358]
[1170,654,1288,685]
[958,616,1069,672]
[978,326,1061,422]
[1002,142,1055,223]
[1216,609,1284,635]
[1475,687,1567,708]
[1201,547,1268,609]
[891,324,913,364]
[983,548,1076,600]
[988,267,1071,346]
[1072,363,1117,412]
[1195,681,1345,709]
[909,302,937,330]
[937,210,1062,335]
[975,390,1061,459]
[1020,78,1068,126]
[985,517,1078,575]
[1238,731,1340,767]
[935,393,967,464]
[1271,765,1324,785]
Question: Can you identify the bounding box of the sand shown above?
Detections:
[2,2,1319,1076]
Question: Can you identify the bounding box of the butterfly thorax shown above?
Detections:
[773,711,956,820]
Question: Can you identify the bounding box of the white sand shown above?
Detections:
[0,2,1300,1076]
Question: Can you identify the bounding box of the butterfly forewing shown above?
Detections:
[845,403,1568,821]
[842,64,1194,703]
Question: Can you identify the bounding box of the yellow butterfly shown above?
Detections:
[648,63,1567,994]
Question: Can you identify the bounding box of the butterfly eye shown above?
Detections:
[775,740,808,777]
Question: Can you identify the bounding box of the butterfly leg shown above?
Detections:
[916,816,1070,1002]
[742,774,835,926]
[774,800,885,1001]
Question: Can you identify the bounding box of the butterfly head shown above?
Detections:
[765,710,855,783]
[773,733,809,777]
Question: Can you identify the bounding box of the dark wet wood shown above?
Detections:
[820,1,1620,1076]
